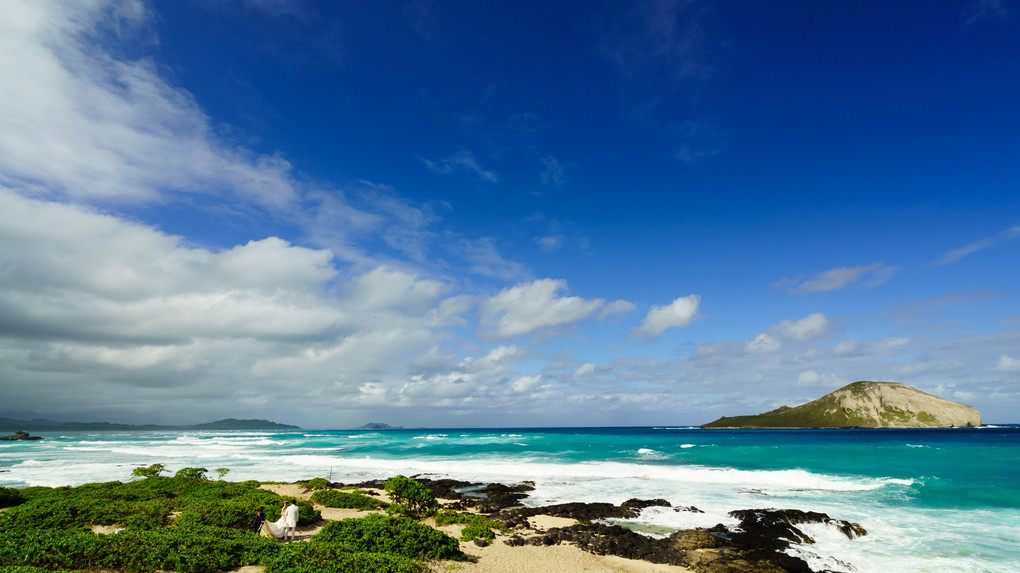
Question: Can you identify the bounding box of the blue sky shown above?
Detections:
[1,0,1018,427]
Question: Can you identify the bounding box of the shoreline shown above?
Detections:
[262,483,692,573]
[261,477,865,573]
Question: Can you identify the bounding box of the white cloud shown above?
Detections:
[0,0,298,207]
[745,333,781,354]
[631,294,701,339]
[936,239,997,265]
[535,234,566,252]
[0,188,484,424]
[480,279,612,338]
[512,374,543,392]
[458,237,528,281]
[935,222,1020,265]
[995,355,1020,372]
[347,266,446,315]
[775,313,832,341]
[746,313,832,353]
[418,149,497,183]
[784,263,897,294]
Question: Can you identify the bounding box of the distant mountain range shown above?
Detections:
[0,416,300,431]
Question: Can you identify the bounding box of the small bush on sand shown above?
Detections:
[315,514,466,561]
[383,475,438,518]
[433,509,509,542]
[304,477,331,490]
[312,489,388,510]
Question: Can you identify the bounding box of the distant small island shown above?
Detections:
[359,422,402,429]
[702,381,982,429]
[0,417,299,432]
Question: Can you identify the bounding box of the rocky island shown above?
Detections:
[702,381,981,428]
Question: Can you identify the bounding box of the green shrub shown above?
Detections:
[315,514,466,561]
[264,543,425,573]
[0,525,280,573]
[383,475,438,518]
[433,509,509,542]
[175,467,209,480]
[131,463,167,478]
[0,486,27,508]
[304,477,331,490]
[459,523,495,542]
[312,489,388,510]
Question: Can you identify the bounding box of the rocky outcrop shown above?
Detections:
[340,476,868,573]
[500,504,866,573]
[0,430,42,441]
[703,381,981,428]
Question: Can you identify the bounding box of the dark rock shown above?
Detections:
[493,498,670,525]
[475,482,535,512]
[504,535,526,547]
[673,505,705,513]
[473,537,489,547]
[0,431,42,441]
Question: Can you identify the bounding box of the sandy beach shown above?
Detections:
[259,483,692,573]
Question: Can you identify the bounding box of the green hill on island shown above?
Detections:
[702,381,982,428]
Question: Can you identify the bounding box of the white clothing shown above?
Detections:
[283,503,299,540]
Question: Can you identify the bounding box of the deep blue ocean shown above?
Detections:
[2,425,1018,572]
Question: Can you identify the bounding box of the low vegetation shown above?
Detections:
[383,475,439,518]
[311,489,389,510]
[0,469,469,573]
[434,509,511,542]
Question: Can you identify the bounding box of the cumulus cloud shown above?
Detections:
[0,188,479,424]
[0,0,298,208]
[782,263,897,295]
[995,355,1020,371]
[631,295,701,339]
[745,313,833,353]
[480,279,627,338]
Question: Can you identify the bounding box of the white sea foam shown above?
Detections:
[3,429,1016,573]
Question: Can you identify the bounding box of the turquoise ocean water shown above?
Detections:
[1,426,1018,572]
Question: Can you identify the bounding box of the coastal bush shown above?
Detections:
[433,509,509,542]
[0,525,280,572]
[0,486,27,508]
[383,475,438,517]
[264,544,425,573]
[304,477,331,490]
[312,489,388,510]
[175,467,209,480]
[131,463,167,478]
[315,514,466,561]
